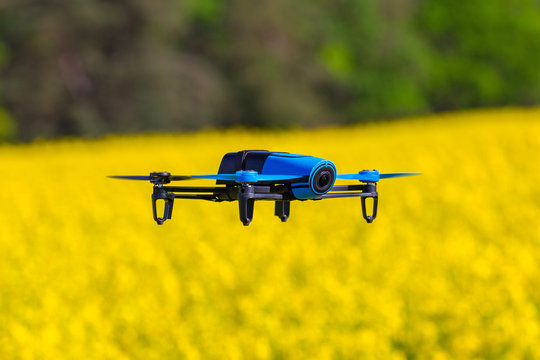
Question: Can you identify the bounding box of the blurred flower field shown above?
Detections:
[0,108,539,359]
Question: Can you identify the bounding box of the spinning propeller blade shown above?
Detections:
[379,172,421,179]
[190,174,236,181]
[337,170,420,182]
[109,175,192,181]
[110,171,301,183]
[109,175,155,181]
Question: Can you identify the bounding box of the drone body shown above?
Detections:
[111,150,419,225]
[217,151,337,200]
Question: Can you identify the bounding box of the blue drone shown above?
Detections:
[111,150,419,225]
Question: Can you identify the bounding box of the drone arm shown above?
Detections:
[173,194,221,201]
[317,192,375,199]
[160,185,287,201]
[163,185,230,201]
[318,183,379,223]
[329,184,371,192]
[152,186,226,225]
[160,186,229,194]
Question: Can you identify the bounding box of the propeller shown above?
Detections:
[109,175,192,181]
[110,170,301,184]
[379,172,421,179]
[337,170,420,182]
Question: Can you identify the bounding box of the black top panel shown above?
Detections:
[243,151,272,172]
[217,152,237,174]
[217,151,273,182]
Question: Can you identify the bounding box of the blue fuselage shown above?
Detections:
[217,150,336,199]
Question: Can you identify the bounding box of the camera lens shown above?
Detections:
[312,166,335,194]
[318,172,330,188]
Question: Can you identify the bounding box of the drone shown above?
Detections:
[111,150,419,225]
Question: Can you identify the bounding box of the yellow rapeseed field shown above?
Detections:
[0,108,539,359]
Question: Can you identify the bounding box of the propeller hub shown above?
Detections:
[358,170,380,182]
[149,172,172,184]
[235,170,258,183]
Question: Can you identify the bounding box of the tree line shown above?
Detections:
[1,0,540,141]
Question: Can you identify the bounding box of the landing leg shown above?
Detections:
[361,195,378,223]
[238,184,255,226]
[274,200,290,222]
[152,186,175,225]
[361,182,378,223]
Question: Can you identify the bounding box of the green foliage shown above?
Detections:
[0,107,15,141]
[0,40,14,141]
[1,0,540,140]
[416,0,540,109]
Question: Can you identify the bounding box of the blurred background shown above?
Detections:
[1,0,540,141]
[1,2,540,359]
